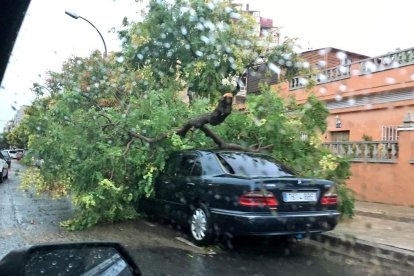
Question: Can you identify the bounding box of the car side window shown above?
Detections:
[191,161,202,176]
[164,154,181,176]
[178,155,202,176]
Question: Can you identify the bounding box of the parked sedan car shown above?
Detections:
[5,149,17,159]
[138,150,340,246]
[1,150,11,168]
[0,152,9,183]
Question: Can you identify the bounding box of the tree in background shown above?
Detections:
[19,0,353,230]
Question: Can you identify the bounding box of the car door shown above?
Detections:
[156,152,202,224]
[0,156,7,179]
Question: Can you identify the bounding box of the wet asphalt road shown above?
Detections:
[0,160,409,275]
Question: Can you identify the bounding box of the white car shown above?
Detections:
[5,150,17,159]
[0,155,9,183]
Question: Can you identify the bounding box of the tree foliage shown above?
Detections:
[19,0,353,230]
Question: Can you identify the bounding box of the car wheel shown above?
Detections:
[189,203,214,246]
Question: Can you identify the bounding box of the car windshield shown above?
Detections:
[0,1,412,275]
[218,152,294,177]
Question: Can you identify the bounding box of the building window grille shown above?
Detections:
[381,125,399,141]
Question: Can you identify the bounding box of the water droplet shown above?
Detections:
[385,77,396,84]
[117,56,125,63]
[318,74,327,82]
[365,103,373,109]
[196,23,204,31]
[339,66,348,74]
[268,63,281,74]
[336,51,347,60]
[180,7,190,14]
[181,27,187,35]
[347,98,356,105]
[339,84,347,92]
[195,50,203,57]
[319,87,327,94]
[230,12,241,19]
[52,261,57,266]
[335,94,343,101]
[200,36,210,44]
[204,20,215,30]
[299,78,308,86]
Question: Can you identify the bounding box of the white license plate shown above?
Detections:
[283,192,317,202]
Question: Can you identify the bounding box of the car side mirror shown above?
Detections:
[0,242,141,276]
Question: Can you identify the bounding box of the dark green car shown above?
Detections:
[138,150,340,246]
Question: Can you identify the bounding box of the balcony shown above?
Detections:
[289,47,414,90]
[323,140,398,163]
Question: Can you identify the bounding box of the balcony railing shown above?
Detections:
[323,141,398,163]
[358,47,414,74]
[289,47,414,90]
[289,64,351,90]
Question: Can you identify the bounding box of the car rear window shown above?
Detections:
[9,150,16,154]
[217,152,294,178]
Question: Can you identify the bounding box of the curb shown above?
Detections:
[309,232,414,268]
[355,210,414,224]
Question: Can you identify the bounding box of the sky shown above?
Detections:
[1,0,414,131]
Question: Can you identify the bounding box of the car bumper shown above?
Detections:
[210,208,340,236]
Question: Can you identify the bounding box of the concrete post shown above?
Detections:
[397,112,414,164]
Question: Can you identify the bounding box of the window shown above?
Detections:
[217,152,294,177]
[381,125,399,141]
[330,130,350,141]
[178,155,202,176]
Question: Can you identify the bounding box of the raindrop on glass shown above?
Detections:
[385,77,396,84]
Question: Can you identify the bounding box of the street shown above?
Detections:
[0,160,409,275]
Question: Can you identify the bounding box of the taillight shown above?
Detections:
[321,185,338,205]
[239,191,278,207]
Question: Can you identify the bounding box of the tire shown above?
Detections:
[189,203,214,246]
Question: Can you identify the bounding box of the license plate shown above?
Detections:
[283,192,317,202]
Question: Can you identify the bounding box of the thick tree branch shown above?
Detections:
[200,125,273,152]
[176,93,234,137]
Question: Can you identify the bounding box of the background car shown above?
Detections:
[0,153,9,183]
[138,150,340,246]
[1,150,11,168]
[5,150,17,159]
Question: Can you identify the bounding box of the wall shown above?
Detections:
[345,128,414,206]
[325,104,414,141]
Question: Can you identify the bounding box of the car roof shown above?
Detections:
[176,149,271,157]
[0,0,31,84]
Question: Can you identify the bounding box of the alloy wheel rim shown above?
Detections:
[191,208,207,241]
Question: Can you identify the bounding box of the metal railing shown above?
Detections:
[323,141,398,163]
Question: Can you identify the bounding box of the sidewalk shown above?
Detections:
[314,201,414,267]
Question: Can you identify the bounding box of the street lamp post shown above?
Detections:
[65,11,108,58]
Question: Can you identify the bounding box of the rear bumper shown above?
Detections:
[210,208,340,237]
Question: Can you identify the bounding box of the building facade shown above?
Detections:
[277,47,414,206]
